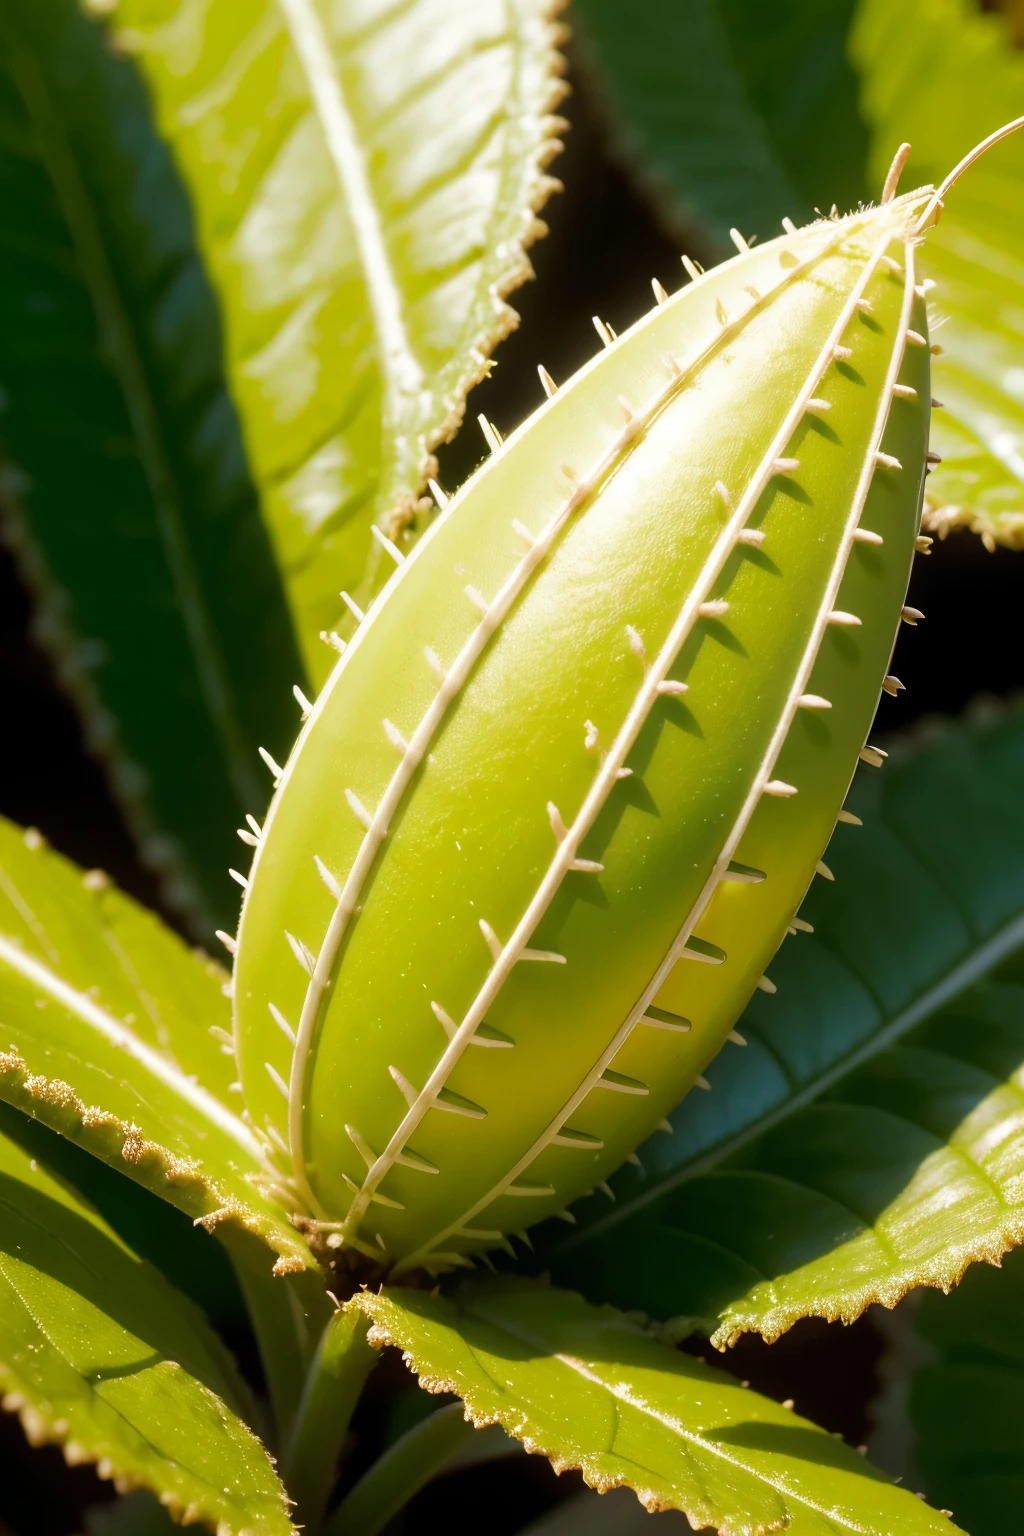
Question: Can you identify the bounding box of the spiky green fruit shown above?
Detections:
[232,190,935,1276]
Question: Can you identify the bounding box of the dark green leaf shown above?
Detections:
[0,0,304,934]
[0,1105,293,1535]
[572,0,868,256]
[353,1276,960,1534]
[543,703,1024,1344]
[906,1249,1024,1536]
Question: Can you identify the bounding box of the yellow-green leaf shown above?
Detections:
[848,0,1024,550]
[0,1104,293,1535]
[0,815,315,1276]
[573,0,1024,552]
[105,0,568,680]
[353,1277,961,1535]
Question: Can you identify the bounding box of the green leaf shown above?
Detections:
[902,1248,1024,1535]
[0,814,315,1276]
[352,1276,960,1535]
[576,0,1024,552]
[0,1103,293,1536]
[572,0,868,257]
[852,0,1024,552]
[107,0,568,681]
[281,1306,379,1530]
[542,702,1024,1344]
[0,0,305,934]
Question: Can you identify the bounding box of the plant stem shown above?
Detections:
[222,1228,334,1445]
[324,1401,484,1536]
[283,1306,380,1533]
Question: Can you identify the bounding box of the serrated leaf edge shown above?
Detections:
[557,908,1024,1279]
[0,495,214,928]
[351,1297,748,1528]
[0,1049,314,1277]
[382,0,571,544]
[922,492,1024,552]
[350,1283,942,1536]
[0,1361,293,1536]
[713,1216,1024,1353]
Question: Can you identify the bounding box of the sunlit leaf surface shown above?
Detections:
[0,815,314,1275]
[354,1277,960,1535]
[0,1104,293,1535]
[854,0,1024,551]
[576,0,1024,549]
[109,0,568,679]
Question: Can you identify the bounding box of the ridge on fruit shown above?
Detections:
[230,174,941,1276]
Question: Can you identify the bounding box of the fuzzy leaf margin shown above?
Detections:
[0,814,316,1276]
[352,1276,961,1536]
[0,1104,294,1536]
[104,0,569,681]
[707,954,1024,1348]
[577,0,1024,553]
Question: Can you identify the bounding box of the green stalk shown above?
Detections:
[282,1307,380,1533]
[325,1401,483,1536]
[222,1229,334,1446]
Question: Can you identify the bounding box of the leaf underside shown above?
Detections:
[0,0,304,934]
[541,702,1024,1345]
[0,815,315,1275]
[354,1276,960,1535]
[0,1104,293,1536]
[109,0,569,681]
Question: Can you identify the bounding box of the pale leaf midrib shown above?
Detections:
[277,0,424,454]
[0,933,262,1161]
[0,1252,263,1517]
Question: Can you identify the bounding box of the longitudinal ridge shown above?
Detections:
[322,226,859,1246]
[277,0,423,413]
[264,220,854,1225]
[391,233,919,1275]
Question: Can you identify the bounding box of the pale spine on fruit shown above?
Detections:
[231,191,933,1274]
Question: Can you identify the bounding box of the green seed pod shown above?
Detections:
[232,187,937,1276]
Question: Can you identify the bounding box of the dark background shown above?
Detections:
[0,49,1020,1536]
